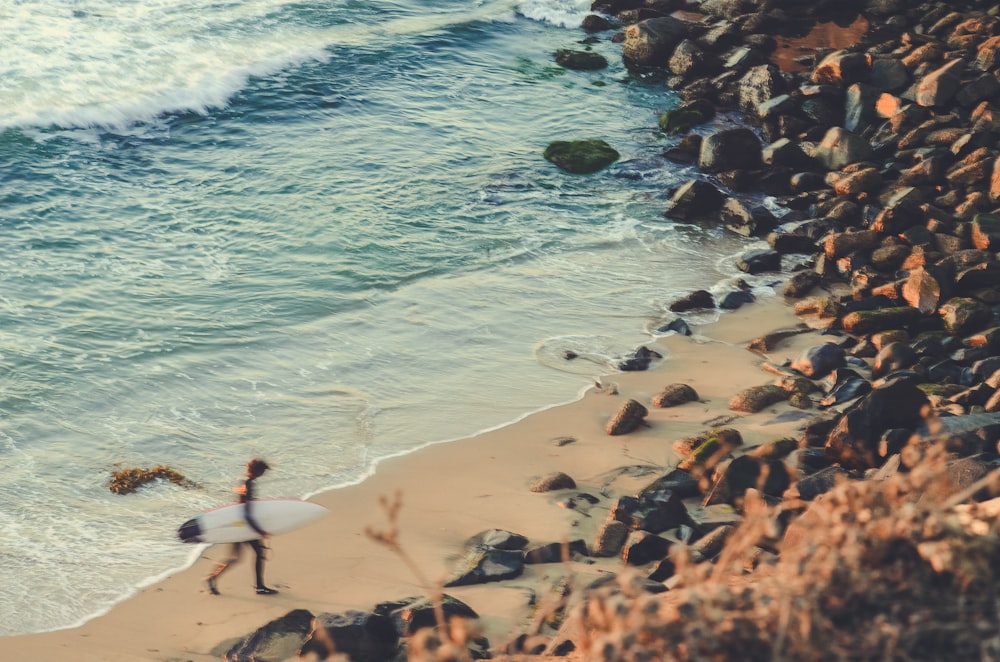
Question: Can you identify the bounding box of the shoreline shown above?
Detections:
[0,293,812,660]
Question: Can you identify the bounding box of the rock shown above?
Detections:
[729,384,788,413]
[812,127,874,171]
[665,179,726,221]
[703,455,790,507]
[698,127,762,173]
[972,213,1000,251]
[652,383,699,408]
[445,545,524,587]
[554,49,608,71]
[793,466,851,500]
[939,297,993,336]
[464,529,529,551]
[543,139,619,174]
[902,268,943,315]
[618,345,663,371]
[736,248,781,274]
[677,428,743,472]
[224,609,315,662]
[668,39,710,77]
[819,373,872,409]
[640,468,702,499]
[622,530,671,566]
[790,343,845,379]
[529,471,576,493]
[719,198,778,237]
[872,341,917,379]
[719,289,755,309]
[738,64,786,115]
[784,271,821,298]
[824,229,880,259]
[688,524,734,562]
[592,519,630,557]
[606,399,649,435]
[669,288,715,312]
[824,374,929,471]
[915,58,965,108]
[621,17,687,69]
[299,611,399,662]
[812,50,870,86]
[840,307,921,335]
[523,539,588,564]
[611,490,696,534]
[372,594,479,637]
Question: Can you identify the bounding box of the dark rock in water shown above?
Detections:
[791,343,845,379]
[652,383,699,408]
[543,139,620,174]
[523,539,588,564]
[825,374,929,471]
[299,611,399,662]
[581,14,616,33]
[736,248,781,274]
[622,531,672,566]
[529,471,576,493]
[698,127,762,173]
[618,345,663,371]
[372,594,479,637]
[606,399,649,435]
[669,289,715,312]
[554,49,609,71]
[784,271,821,298]
[665,179,726,221]
[658,318,692,336]
[225,609,315,662]
[720,198,778,237]
[719,289,756,309]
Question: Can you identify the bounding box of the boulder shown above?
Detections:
[621,17,687,69]
[665,179,726,221]
[914,58,965,108]
[554,49,608,71]
[372,594,479,637]
[651,383,699,408]
[698,127,762,173]
[224,609,315,662]
[791,343,846,379]
[729,384,788,413]
[299,611,399,662]
[606,399,649,435]
[669,289,714,312]
[812,127,874,171]
[543,139,619,174]
[529,471,576,493]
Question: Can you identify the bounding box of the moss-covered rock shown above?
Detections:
[658,108,706,134]
[543,139,620,174]
[840,306,921,335]
[109,465,197,495]
[554,49,608,71]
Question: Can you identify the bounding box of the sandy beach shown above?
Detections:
[1,293,821,661]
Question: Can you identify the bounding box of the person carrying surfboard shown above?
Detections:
[206,458,278,596]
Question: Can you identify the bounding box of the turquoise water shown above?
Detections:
[0,0,761,636]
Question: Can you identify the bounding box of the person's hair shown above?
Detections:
[247,458,270,478]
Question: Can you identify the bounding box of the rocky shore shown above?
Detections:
[12,1,1000,660]
[217,1,1000,660]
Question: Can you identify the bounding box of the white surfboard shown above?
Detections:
[177,498,328,544]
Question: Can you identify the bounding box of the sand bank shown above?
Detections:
[2,294,821,661]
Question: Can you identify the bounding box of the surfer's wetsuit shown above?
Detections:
[206,473,278,595]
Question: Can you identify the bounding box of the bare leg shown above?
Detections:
[206,543,242,595]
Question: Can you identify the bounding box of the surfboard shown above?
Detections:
[177,498,328,544]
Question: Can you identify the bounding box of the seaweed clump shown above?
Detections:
[109,464,198,495]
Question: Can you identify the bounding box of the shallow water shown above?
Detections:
[0,0,763,635]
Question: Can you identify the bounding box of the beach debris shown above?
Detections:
[651,383,699,408]
[529,471,577,493]
[107,464,197,494]
[605,398,648,435]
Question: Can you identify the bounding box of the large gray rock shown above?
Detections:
[812,127,874,171]
[698,127,762,173]
[621,17,687,69]
[738,64,785,115]
[224,609,315,662]
[915,58,965,108]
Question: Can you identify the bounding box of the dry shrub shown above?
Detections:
[568,446,1000,661]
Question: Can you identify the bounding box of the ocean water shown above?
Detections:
[0,0,765,636]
